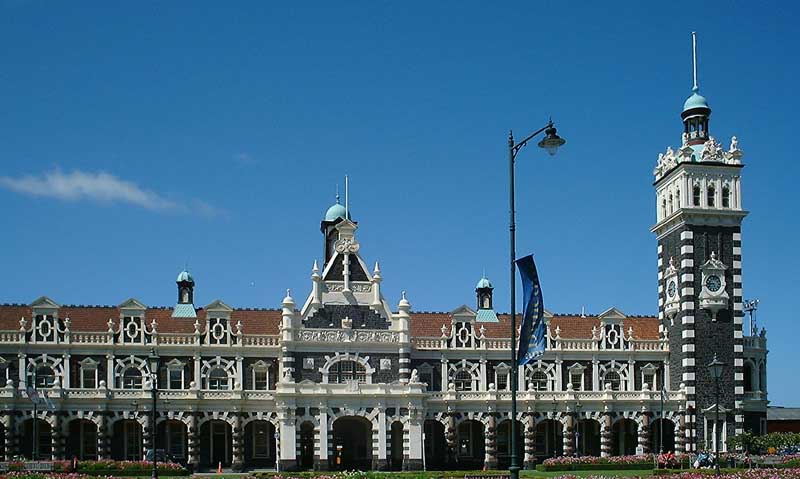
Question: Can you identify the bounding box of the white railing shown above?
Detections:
[425,389,686,403]
[413,336,668,352]
[71,332,112,344]
[242,335,280,347]
[156,333,196,346]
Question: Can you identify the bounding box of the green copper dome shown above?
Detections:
[683,90,709,112]
[176,270,194,283]
[476,276,493,289]
[324,202,347,222]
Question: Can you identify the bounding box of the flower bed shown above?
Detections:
[1,460,187,477]
[537,454,691,471]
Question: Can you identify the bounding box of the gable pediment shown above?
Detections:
[205,299,233,312]
[450,305,476,319]
[118,298,147,311]
[598,307,627,321]
[30,296,60,309]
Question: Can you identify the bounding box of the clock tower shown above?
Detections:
[652,33,747,453]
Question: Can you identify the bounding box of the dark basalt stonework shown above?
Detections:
[293,351,400,384]
[323,254,369,282]
[305,304,390,330]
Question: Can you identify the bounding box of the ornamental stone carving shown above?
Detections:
[334,237,360,254]
[297,328,399,343]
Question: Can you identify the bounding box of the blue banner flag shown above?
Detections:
[515,254,546,366]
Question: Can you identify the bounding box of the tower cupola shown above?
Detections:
[681,32,712,146]
[176,269,195,304]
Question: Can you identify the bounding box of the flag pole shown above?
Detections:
[508,131,520,479]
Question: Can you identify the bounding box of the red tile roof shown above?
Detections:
[0,304,281,336]
[409,311,660,340]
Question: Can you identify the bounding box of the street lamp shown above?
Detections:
[508,120,566,479]
[574,401,582,457]
[706,354,725,476]
[148,349,160,479]
[551,397,558,459]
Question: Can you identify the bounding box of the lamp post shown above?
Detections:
[508,120,565,479]
[574,401,582,457]
[551,397,558,459]
[707,354,725,476]
[148,349,160,479]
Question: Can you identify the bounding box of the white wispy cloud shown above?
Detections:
[0,169,220,216]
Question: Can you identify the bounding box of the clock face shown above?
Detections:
[705,274,722,292]
[667,280,677,298]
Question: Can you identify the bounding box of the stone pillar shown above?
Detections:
[51,414,62,460]
[445,414,456,468]
[406,415,423,471]
[523,415,536,470]
[484,414,497,470]
[600,413,612,457]
[563,416,574,457]
[231,415,243,471]
[2,412,14,460]
[677,413,687,454]
[373,411,388,470]
[278,411,297,471]
[316,412,329,470]
[96,414,109,460]
[141,415,151,460]
[186,414,199,472]
[639,413,651,455]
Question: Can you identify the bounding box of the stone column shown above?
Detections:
[2,412,14,460]
[563,415,574,457]
[677,412,687,454]
[278,411,297,471]
[96,414,109,460]
[523,415,536,470]
[406,415,423,471]
[316,412,329,470]
[51,414,62,460]
[445,414,456,468]
[600,413,612,458]
[141,415,151,460]
[373,411,388,471]
[639,413,651,455]
[231,415,243,471]
[186,414,199,472]
[484,414,497,470]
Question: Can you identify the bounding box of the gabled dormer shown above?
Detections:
[118,298,148,344]
[29,296,63,344]
[205,300,235,346]
[598,307,628,350]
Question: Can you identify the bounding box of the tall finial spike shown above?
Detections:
[345,175,350,219]
[692,31,699,92]
[335,184,340,204]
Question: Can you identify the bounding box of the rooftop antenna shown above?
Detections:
[744,299,760,336]
[691,31,699,92]
[345,174,350,219]
[335,184,340,204]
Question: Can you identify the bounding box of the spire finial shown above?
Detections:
[692,31,699,92]
[345,175,350,219]
[335,184,340,204]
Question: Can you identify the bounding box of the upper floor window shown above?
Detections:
[417,363,434,390]
[603,371,622,391]
[34,365,55,388]
[707,186,716,207]
[208,367,230,390]
[80,358,98,389]
[122,367,143,389]
[693,186,701,206]
[722,186,731,208]
[570,371,584,391]
[675,189,681,208]
[530,370,549,391]
[330,360,366,384]
[668,194,673,215]
[250,361,271,390]
[454,369,473,391]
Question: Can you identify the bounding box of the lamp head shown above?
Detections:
[148,348,160,377]
[706,354,725,380]
[537,122,566,156]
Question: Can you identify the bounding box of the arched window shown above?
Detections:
[693,186,701,206]
[454,369,473,391]
[208,367,230,390]
[34,365,55,388]
[122,367,143,389]
[707,186,715,207]
[722,186,730,208]
[603,371,622,391]
[329,360,366,384]
[530,370,549,391]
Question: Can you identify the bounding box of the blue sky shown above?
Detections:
[1,2,797,405]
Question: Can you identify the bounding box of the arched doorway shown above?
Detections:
[298,422,314,470]
[535,419,563,459]
[243,420,276,469]
[111,420,142,460]
[66,419,98,460]
[423,419,447,470]
[199,420,231,468]
[611,418,637,456]
[496,420,523,469]
[332,417,372,471]
[743,362,754,392]
[456,419,484,469]
[577,419,601,457]
[389,422,403,471]
[20,418,52,460]
[650,419,676,454]
[157,420,188,464]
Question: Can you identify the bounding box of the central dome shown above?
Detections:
[683,90,709,112]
